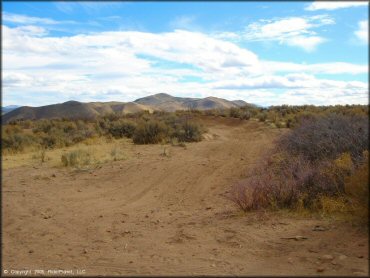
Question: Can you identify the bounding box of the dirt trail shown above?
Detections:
[2,117,368,276]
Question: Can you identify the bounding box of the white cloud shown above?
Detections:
[3,72,34,87]
[213,31,241,40]
[3,12,57,25]
[169,15,199,30]
[212,74,368,106]
[305,1,368,11]
[6,25,48,37]
[2,23,368,107]
[2,25,262,105]
[246,17,311,40]
[54,2,122,15]
[285,36,326,52]
[355,20,368,44]
[2,12,74,25]
[3,26,260,76]
[213,73,367,90]
[268,88,368,106]
[243,15,334,51]
[261,61,368,75]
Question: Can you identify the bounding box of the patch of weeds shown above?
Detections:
[61,149,97,169]
[160,146,170,157]
[170,138,186,148]
[32,148,48,163]
[110,146,125,161]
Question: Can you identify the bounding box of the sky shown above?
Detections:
[2,1,369,107]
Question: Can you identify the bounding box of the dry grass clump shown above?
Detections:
[61,149,94,168]
[32,148,48,163]
[110,146,125,161]
[170,138,186,148]
[3,137,129,170]
[160,146,171,157]
[344,151,369,222]
[318,196,351,216]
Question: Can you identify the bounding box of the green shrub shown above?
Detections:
[133,120,168,144]
[32,119,53,134]
[204,109,217,116]
[175,121,203,142]
[257,112,267,122]
[240,111,251,120]
[229,108,241,118]
[275,121,284,128]
[2,132,38,153]
[108,120,137,138]
[102,113,120,121]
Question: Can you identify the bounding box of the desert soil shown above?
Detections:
[2,117,368,276]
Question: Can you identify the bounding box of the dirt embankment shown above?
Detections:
[2,117,368,276]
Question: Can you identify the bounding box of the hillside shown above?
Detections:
[2,105,20,115]
[2,93,254,123]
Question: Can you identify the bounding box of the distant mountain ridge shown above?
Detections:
[2,93,255,123]
[2,105,20,115]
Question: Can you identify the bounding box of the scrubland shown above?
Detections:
[2,105,368,275]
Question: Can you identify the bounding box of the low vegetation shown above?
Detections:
[229,112,369,224]
[204,104,368,128]
[2,111,206,154]
[61,149,94,168]
[5,105,367,155]
[2,105,368,223]
[132,120,169,144]
[32,148,47,164]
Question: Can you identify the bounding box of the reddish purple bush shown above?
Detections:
[278,113,368,163]
[229,113,369,211]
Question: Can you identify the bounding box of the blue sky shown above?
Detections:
[2,1,368,106]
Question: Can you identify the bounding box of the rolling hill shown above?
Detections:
[2,93,254,123]
[2,105,20,115]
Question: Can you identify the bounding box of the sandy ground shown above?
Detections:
[2,117,368,276]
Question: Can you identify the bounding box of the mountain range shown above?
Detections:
[2,93,254,123]
[2,105,20,115]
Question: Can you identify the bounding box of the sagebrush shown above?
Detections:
[229,113,369,220]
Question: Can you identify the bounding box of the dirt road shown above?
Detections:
[2,117,368,276]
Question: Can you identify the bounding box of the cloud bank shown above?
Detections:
[243,15,334,52]
[305,1,368,11]
[355,20,369,44]
[2,11,368,107]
